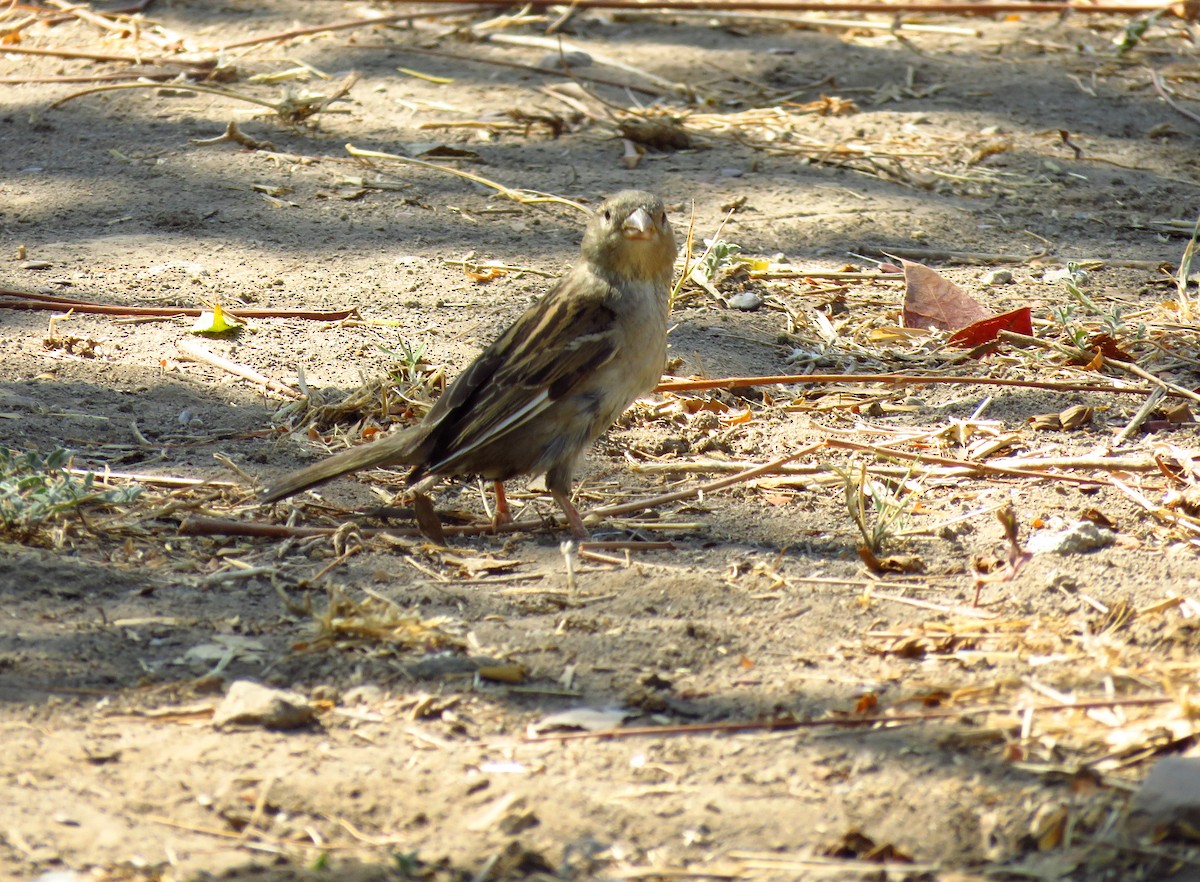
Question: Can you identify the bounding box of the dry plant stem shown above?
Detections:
[1110,359,1200,405]
[191,120,275,150]
[1149,68,1200,128]
[176,340,303,400]
[825,438,1112,487]
[0,44,213,68]
[751,270,901,281]
[624,8,983,34]
[869,591,996,619]
[1115,387,1168,444]
[726,854,941,876]
[875,245,1167,270]
[1010,329,1200,406]
[1,288,355,321]
[189,447,823,540]
[348,43,672,98]
[1108,476,1200,537]
[49,81,286,113]
[178,516,673,548]
[67,469,239,488]
[378,0,1175,14]
[656,372,1161,397]
[46,0,155,40]
[587,443,825,519]
[345,144,587,213]
[214,7,490,51]
[524,695,1175,742]
[486,33,684,92]
[0,73,187,85]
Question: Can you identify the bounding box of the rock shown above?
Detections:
[344,684,385,706]
[211,680,314,730]
[536,50,592,70]
[726,291,763,310]
[1026,521,1116,555]
[1125,756,1200,838]
[980,269,1013,286]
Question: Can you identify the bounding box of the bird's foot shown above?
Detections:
[490,481,515,532]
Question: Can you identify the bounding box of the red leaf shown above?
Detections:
[901,260,992,331]
[947,307,1034,348]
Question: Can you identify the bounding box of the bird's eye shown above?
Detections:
[603,209,612,221]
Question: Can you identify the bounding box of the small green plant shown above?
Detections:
[1113,11,1161,55]
[1175,212,1200,323]
[1054,262,1146,346]
[0,447,140,538]
[701,238,744,281]
[840,462,920,557]
[1051,303,1090,351]
[381,339,430,383]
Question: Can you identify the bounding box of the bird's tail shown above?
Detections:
[258,428,422,503]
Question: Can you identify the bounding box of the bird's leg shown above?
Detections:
[491,480,513,530]
[550,489,589,539]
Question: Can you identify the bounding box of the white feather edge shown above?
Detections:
[425,388,553,474]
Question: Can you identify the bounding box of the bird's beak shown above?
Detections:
[621,207,656,240]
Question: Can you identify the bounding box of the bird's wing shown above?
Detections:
[418,270,619,475]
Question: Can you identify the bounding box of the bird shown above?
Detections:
[259,190,677,539]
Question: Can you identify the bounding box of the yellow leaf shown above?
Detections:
[189,303,242,336]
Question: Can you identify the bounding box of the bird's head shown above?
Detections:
[582,190,677,285]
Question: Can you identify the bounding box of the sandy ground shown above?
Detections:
[3,1,1200,880]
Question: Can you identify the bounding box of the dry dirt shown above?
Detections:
[3,1,1200,880]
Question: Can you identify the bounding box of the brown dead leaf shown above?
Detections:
[1059,405,1093,430]
[675,395,731,414]
[785,95,858,116]
[1029,413,1062,431]
[858,547,924,574]
[918,690,951,707]
[900,260,991,331]
[822,829,914,863]
[618,116,692,151]
[1080,508,1116,530]
[412,492,445,544]
[1032,801,1069,851]
[417,145,484,163]
[1087,332,1135,362]
[854,692,878,714]
[476,662,527,683]
[968,138,1014,165]
[1162,401,1195,424]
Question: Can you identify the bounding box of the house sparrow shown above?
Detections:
[260,190,676,538]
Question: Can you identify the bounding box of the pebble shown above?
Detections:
[536,50,592,70]
[1125,756,1200,838]
[212,680,314,730]
[1026,520,1116,555]
[727,291,763,311]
